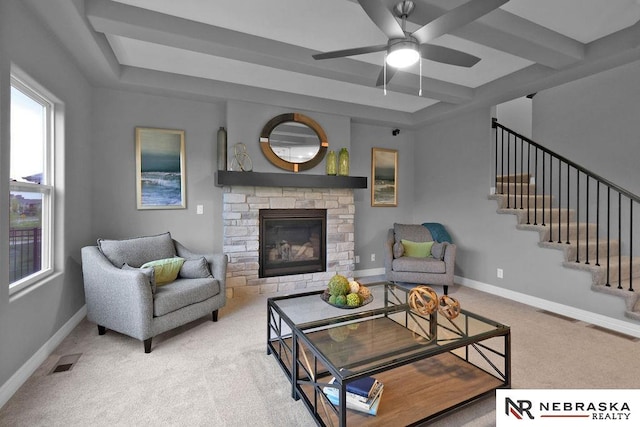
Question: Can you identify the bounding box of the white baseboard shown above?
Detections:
[354,267,385,278]
[456,276,640,338]
[0,305,87,409]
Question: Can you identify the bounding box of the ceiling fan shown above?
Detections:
[313,0,509,88]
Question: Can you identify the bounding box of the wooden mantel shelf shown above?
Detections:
[215,170,367,189]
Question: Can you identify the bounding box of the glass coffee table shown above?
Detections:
[267,282,510,426]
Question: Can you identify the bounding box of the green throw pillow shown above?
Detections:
[141,257,185,285]
[401,239,434,258]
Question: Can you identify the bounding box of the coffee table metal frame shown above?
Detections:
[267,282,511,426]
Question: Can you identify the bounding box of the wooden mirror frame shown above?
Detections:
[259,113,328,172]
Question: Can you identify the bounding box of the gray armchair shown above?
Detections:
[81,232,227,353]
[385,223,456,295]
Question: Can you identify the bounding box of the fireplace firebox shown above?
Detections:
[259,209,326,278]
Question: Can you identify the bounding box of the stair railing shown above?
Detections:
[492,119,639,292]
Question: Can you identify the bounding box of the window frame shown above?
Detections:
[8,74,55,295]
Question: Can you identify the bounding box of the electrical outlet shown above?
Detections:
[497,268,504,279]
[371,253,376,262]
[355,255,360,264]
[196,205,204,215]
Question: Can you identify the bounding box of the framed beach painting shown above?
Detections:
[135,127,186,210]
[371,147,398,207]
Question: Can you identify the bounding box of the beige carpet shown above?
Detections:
[1,282,639,427]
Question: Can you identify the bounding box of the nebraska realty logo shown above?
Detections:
[496,390,640,426]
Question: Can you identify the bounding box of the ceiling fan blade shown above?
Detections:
[419,44,480,67]
[411,0,508,45]
[375,66,398,87]
[313,44,387,60]
[357,0,405,39]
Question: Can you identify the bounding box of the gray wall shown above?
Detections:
[0,0,92,390]
[91,88,225,254]
[351,122,416,271]
[533,59,640,195]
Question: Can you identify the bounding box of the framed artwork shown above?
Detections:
[135,127,186,210]
[371,147,398,207]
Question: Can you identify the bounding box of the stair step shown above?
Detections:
[543,222,598,242]
[492,193,553,209]
[499,207,575,225]
[496,173,531,184]
[565,256,640,286]
[495,182,535,196]
[517,222,598,242]
[540,239,620,263]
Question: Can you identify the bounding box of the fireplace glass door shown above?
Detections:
[259,209,326,278]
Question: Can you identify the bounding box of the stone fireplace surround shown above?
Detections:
[223,185,356,298]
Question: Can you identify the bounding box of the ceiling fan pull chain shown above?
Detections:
[383,53,387,95]
[419,58,422,97]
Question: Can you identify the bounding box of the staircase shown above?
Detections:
[490,120,640,321]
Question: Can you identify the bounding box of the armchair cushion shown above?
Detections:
[393,241,404,258]
[401,239,434,258]
[393,223,433,243]
[154,278,221,317]
[392,257,446,274]
[97,232,176,268]
[180,257,213,279]
[431,242,446,260]
[141,257,185,285]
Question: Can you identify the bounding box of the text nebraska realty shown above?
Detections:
[507,398,631,420]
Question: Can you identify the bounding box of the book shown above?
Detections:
[345,376,378,398]
[324,388,384,416]
[323,377,383,404]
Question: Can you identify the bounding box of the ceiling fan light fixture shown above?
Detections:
[386,40,419,68]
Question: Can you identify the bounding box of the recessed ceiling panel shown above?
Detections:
[502,0,640,43]
[106,35,439,113]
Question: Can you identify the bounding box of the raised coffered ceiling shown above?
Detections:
[23,0,640,127]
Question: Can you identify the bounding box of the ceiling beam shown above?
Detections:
[23,0,121,85]
[411,18,640,126]
[117,66,416,128]
[86,0,472,104]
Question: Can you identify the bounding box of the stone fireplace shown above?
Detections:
[222,185,355,298]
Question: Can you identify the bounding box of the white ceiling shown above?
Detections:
[24,0,640,126]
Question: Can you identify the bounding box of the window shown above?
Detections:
[9,75,54,294]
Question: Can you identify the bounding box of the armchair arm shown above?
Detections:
[174,240,228,295]
[81,246,154,340]
[442,242,457,273]
[384,229,395,273]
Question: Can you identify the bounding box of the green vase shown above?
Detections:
[326,150,337,175]
[338,148,349,176]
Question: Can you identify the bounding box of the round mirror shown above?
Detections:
[260,113,328,172]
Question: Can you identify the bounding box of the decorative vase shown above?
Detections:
[338,147,349,176]
[326,150,337,175]
[217,127,227,171]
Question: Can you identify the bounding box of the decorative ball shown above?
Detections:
[346,293,360,307]
[328,274,350,296]
[348,280,360,294]
[439,295,461,319]
[357,285,371,300]
[335,295,347,306]
[408,286,438,315]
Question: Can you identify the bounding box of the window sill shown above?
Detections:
[9,270,61,302]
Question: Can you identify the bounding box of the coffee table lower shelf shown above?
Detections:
[297,351,504,426]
